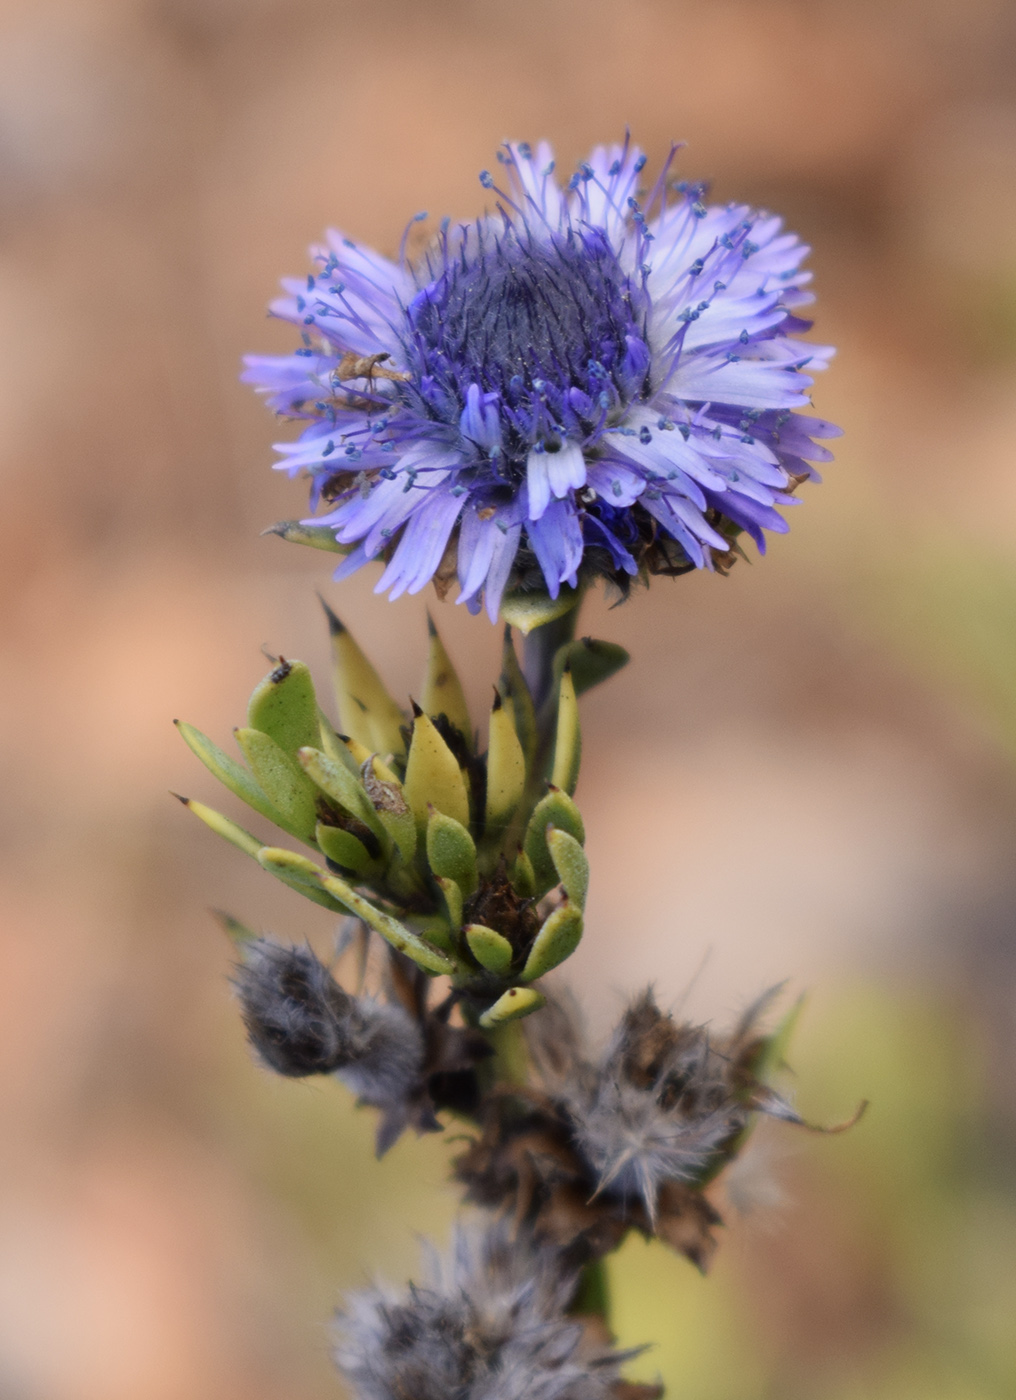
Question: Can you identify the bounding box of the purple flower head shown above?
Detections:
[244,137,840,620]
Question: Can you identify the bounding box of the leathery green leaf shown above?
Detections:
[426,808,478,894]
[256,846,351,913]
[435,875,463,933]
[297,746,385,842]
[175,795,262,858]
[557,638,630,697]
[315,821,374,874]
[234,727,319,842]
[247,659,320,757]
[465,924,514,974]
[315,869,457,976]
[546,826,589,909]
[485,691,526,834]
[404,711,470,829]
[511,848,537,898]
[322,599,406,758]
[520,901,583,982]
[550,665,581,796]
[422,615,471,740]
[524,788,585,893]
[175,720,285,829]
[479,986,546,1028]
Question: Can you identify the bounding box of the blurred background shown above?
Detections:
[2,0,1016,1395]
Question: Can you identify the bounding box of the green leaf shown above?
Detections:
[322,600,406,758]
[426,808,478,895]
[255,846,352,913]
[234,727,319,842]
[297,746,385,842]
[435,875,463,933]
[404,711,470,829]
[520,901,583,982]
[465,924,514,974]
[550,665,581,795]
[315,868,457,976]
[175,794,262,858]
[175,720,285,829]
[422,615,472,740]
[247,659,321,756]
[511,848,537,898]
[479,986,546,1028]
[523,788,585,894]
[316,821,374,874]
[485,692,526,836]
[557,638,630,696]
[546,826,589,909]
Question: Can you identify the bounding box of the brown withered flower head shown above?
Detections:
[455,987,808,1272]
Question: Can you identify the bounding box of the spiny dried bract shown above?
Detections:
[236,938,424,1092]
[456,989,797,1271]
[177,610,613,1022]
[335,1223,635,1400]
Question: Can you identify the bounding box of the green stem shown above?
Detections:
[522,606,580,715]
[522,602,583,788]
[569,1256,611,1326]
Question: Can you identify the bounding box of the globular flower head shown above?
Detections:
[245,136,840,620]
[335,1222,639,1400]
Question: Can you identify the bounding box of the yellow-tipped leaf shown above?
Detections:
[404,711,470,830]
[422,616,471,739]
[550,665,581,795]
[322,600,406,758]
[485,692,526,835]
[479,986,546,1028]
[546,826,589,909]
[520,901,583,982]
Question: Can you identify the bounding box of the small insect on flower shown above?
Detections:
[245,136,840,618]
[335,1221,644,1400]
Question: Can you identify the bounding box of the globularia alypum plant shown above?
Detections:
[178,136,856,1396]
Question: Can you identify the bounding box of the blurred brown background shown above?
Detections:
[3,0,1016,1396]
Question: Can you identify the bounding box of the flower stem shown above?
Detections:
[522,606,580,714]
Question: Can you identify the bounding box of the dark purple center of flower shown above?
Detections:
[398,223,650,474]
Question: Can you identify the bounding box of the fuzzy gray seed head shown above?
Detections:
[234,940,423,1094]
[335,1223,632,1400]
[235,939,360,1076]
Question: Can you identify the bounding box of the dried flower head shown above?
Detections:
[335,1221,640,1400]
[233,938,491,1154]
[235,936,424,1082]
[456,988,805,1271]
[245,137,839,618]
